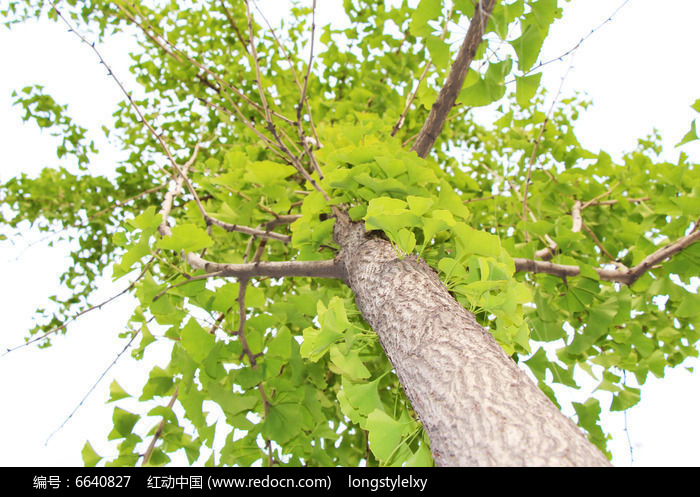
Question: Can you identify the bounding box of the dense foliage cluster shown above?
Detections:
[2,0,698,466]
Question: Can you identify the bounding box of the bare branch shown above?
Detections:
[411,0,497,158]
[515,229,700,285]
[115,0,287,123]
[585,196,649,208]
[515,258,621,282]
[294,0,325,181]
[520,120,548,240]
[206,217,291,242]
[244,0,273,125]
[53,3,231,239]
[571,200,583,232]
[220,0,250,53]
[158,141,203,235]
[187,256,344,280]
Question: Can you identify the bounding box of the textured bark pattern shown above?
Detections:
[334,216,611,466]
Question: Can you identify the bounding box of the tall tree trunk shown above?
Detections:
[334,214,611,467]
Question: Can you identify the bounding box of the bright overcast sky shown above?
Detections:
[1,0,699,467]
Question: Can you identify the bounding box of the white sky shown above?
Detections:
[1,0,699,467]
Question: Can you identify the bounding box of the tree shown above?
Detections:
[2,0,698,466]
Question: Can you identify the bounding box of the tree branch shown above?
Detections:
[515,229,700,285]
[571,200,583,232]
[142,385,179,466]
[206,217,292,242]
[187,256,344,280]
[220,0,250,53]
[411,0,496,158]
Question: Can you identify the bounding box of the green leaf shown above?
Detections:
[677,293,700,318]
[396,228,416,255]
[515,73,542,107]
[610,386,641,411]
[267,327,293,358]
[676,120,698,146]
[407,195,434,216]
[181,318,216,363]
[404,438,434,467]
[206,381,259,419]
[300,298,349,360]
[453,0,475,18]
[129,206,162,233]
[425,35,450,69]
[140,366,175,400]
[81,442,102,467]
[410,0,442,37]
[262,403,305,444]
[330,345,371,380]
[530,0,561,29]
[156,223,213,252]
[572,397,609,455]
[436,181,470,220]
[550,362,578,388]
[244,160,297,184]
[525,347,549,381]
[459,71,506,107]
[366,410,406,462]
[489,1,524,39]
[108,380,130,403]
[691,98,700,113]
[511,23,546,72]
[375,156,407,178]
[453,222,502,258]
[341,377,384,418]
[109,408,140,440]
[364,197,421,237]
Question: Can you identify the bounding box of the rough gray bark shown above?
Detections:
[334,214,611,467]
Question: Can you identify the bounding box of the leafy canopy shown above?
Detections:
[1,0,699,466]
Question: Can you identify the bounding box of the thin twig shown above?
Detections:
[295,0,324,180]
[588,196,649,207]
[521,56,575,241]
[44,329,141,445]
[142,385,179,466]
[506,0,633,84]
[581,222,623,267]
[244,0,273,124]
[219,0,250,53]
[580,182,620,210]
[2,258,155,358]
[392,4,453,137]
